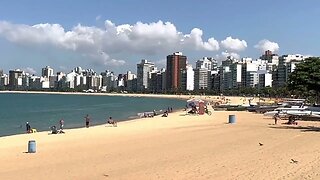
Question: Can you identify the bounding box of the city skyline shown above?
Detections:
[0,0,319,74]
[0,51,310,93]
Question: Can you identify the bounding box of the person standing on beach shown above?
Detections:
[85,114,90,128]
[59,119,64,130]
[274,113,280,125]
[26,122,31,133]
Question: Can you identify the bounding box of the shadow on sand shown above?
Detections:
[270,125,320,132]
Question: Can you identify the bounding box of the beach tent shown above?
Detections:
[187,99,205,108]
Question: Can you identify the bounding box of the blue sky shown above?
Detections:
[0,0,319,75]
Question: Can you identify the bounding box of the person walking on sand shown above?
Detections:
[274,112,280,125]
[59,119,64,130]
[85,114,90,128]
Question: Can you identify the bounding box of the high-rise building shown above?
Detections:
[86,75,102,90]
[273,54,304,87]
[230,63,242,89]
[49,75,57,89]
[260,50,279,66]
[149,68,165,93]
[194,68,211,90]
[186,64,194,91]
[194,57,217,91]
[42,66,54,78]
[196,57,217,72]
[74,67,83,74]
[102,71,117,91]
[9,69,23,90]
[126,71,136,81]
[258,73,272,88]
[137,59,155,91]
[166,52,187,91]
[0,74,9,88]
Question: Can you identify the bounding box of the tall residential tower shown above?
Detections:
[166,52,187,91]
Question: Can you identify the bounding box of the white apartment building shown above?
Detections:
[259,73,272,88]
[274,54,305,87]
[281,54,305,63]
[196,57,218,73]
[221,66,232,90]
[56,72,65,82]
[101,71,117,91]
[42,66,54,78]
[74,74,86,88]
[0,74,9,87]
[186,64,194,91]
[194,57,217,90]
[29,75,50,89]
[85,75,102,90]
[126,71,136,81]
[66,71,78,89]
[194,68,211,90]
[230,63,242,88]
[137,59,155,91]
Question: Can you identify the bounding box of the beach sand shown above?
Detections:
[1,108,320,179]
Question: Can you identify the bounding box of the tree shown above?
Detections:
[288,57,320,102]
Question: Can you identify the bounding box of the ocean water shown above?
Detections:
[0,93,185,137]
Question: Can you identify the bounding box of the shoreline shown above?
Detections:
[0,109,184,139]
[0,91,189,138]
[0,90,263,139]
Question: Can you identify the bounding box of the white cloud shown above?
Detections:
[182,28,219,51]
[89,51,126,66]
[254,39,279,53]
[214,51,240,64]
[95,15,101,21]
[0,20,221,68]
[221,51,240,59]
[221,36,247,51]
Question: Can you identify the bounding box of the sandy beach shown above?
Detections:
[1,106,320,179]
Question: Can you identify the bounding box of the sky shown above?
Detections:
[0,0,319,75]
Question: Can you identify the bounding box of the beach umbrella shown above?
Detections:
[187,99,205,107]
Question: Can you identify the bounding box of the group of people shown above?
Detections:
[273,113,298,125]
[187,104,198,114]
[162,107,174,117]
[25,122,36,133]
[26,119,64,134]
[85,114,117,128]
[26,114,117,134]
[50,119,65,134]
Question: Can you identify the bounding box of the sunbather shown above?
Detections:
[107,117,117,127]
[50,125,58,134]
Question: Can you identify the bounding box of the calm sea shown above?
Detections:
[0,93,185,137]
